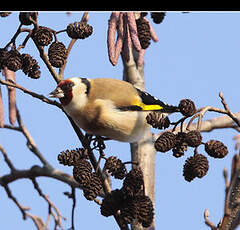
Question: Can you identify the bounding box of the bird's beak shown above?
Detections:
[48,87,65,98]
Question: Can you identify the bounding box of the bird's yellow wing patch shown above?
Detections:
[133,101,163,111]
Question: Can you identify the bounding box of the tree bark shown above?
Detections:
[122,46,156,230]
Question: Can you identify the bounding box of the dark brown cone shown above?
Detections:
[119,199,137,225]
[183,153,209,182]
[136,17,151,49]
[104,156,127,180]
[58,148,87,166]
[140,12,148,17]
[48,41,67,68]
[21,53,41,79]
[205,140,228,158]
[150,12,166,24]
[134,195,154,228]
[27,64,40,79]
[186,130,202,147]
[66,21,93,39]
[146,112,170,129]
[154,131,176,152]
[19,12,38,25]
[172,132,188,158]
[0,48,8,70]
[122,167,144,198]
[100,189,125,217]
[83,172,103,201]
[73,159,92,187]
[3,49,22,72]
[0,12,11,17]
[178,99,196,117]
[32,26,53,46]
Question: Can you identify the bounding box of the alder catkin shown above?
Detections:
[0,85,4,127]
[126,12,142,52]
[4,67,17,125]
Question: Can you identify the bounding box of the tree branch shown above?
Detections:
[0,78,62,109]
[153,112,240,142]
[31,177,66,230]
[0,165,79,188]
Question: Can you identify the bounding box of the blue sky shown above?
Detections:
[1,11,240,230]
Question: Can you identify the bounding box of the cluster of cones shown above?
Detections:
[58,149,154,227]
[0,12,93,78]
[147,98,229,182]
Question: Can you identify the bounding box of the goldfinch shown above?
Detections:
[49,77,179,143]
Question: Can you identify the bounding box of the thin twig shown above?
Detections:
[31,177,66,230]
[16,108,52,167]
[2,183,30,220]
[0,144,16,172]
[34,43,61,83]
[58,38,76,78]
[4,24,22,49]
[71,187,76,230]
[59,12,89,78]
[26,213,45,230]
[219,92,240,128]
[0,78,62,109]
[204,209,218,230]
[3,67,17,125]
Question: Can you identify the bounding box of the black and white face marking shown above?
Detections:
[80,78,91,95]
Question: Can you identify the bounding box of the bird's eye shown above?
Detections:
[61,81,74,91]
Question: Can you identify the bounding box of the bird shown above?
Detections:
[49,77,179,143]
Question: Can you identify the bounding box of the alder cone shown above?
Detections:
[73,159,92,187]
[104,156,127,179]
[3,50,22,72]
[183,153,209,182]
[186,130,202,147]
[134,195,154,228]
[151,12,166,24]
[19,12,38,25]
[66,21,93,39]
[122,168,144,198]
[32,26,53,46]
[83,172,103,201]
[21,53,41,79]
[205,140,228,158]
[136,17,151,49]
[100,189,124,217]
[146,112,170,129]
[154,131,176,152]
[48,41,67,68]
[178,99,196,117]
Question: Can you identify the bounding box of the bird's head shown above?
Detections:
[49,77,90,106]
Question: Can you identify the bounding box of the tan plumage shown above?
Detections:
[49,77,179,142]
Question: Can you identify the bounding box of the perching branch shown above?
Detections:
[0,78,62,109]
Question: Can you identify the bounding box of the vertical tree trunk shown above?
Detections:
[122,47,156,230]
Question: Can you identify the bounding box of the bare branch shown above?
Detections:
[219,92,240,128]
[26,213,45,230]
[154,112,240,141]
[59,12,90,79]
[0,165,79,189]
[2,183,30,220]
[204,209,218,230]
[0,144,16,172]
[31,177,66,230]
[16,108,52,167]
[0,84,4,127]
[3,67,17,125]
[0,78,62,109]
[34,44,61,83]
